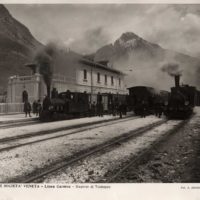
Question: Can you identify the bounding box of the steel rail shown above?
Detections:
[0,116,137,152]
[0,120,39,129]
[104,119,188,183]
[11,119,167,183]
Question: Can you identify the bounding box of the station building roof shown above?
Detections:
[25,56,125,76]
[79,58,125,75]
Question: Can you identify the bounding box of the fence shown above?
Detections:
[0,103,24,114]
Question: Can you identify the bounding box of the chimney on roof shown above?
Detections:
[25,63,38,75]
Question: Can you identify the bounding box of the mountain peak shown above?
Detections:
[119,32,140,42]
[114,32,144,51]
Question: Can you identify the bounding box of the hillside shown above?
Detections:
[0,5,42,93]
[94,32,200,90]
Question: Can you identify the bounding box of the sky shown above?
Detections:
[5,4,200,57]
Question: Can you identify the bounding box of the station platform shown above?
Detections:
[0,113,38,123]
[0,112,134,124]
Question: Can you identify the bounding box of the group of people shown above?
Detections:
[154,102,164,118]
[90,101,127,119]
[135,100,164,118]
[90,101,104,117]
[23,99,42,117]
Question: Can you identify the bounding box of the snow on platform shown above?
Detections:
[0,113,37,122]
[0,113,133,140]
[0,115,162,182]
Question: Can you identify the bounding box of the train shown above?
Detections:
[39,89,129,121]
[164,75,198,119]
[128,75,200,119]
[39,76,200,121]
[127,86,169,116]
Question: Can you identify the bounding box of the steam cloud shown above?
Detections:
[161,63,183,77]
[34,42,57,97]
[6,4,200,57]
[66,26,111,54]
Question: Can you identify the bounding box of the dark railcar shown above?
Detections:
[39,90,129,121]
[127,86,168,116]
[40,91,90,121]
[164,75,195,119]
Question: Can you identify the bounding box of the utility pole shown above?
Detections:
[90,66,93,103]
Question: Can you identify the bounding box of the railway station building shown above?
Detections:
[7,51,127,104]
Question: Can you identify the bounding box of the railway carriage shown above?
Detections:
[127,86,168,116]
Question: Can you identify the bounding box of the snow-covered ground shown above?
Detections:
[0,116,136,150]
[0,114,37,122]
[41,120,182,183]
[0,115,127,140]
[113,107,200,183]
[0,115,162,182]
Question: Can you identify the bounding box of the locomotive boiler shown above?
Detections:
[164,75,195,119]
[40,90,90,121]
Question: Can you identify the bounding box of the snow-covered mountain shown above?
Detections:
[93,32,200,90]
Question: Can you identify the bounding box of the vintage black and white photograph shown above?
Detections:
[0,3,200,184]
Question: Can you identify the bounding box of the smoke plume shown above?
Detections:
[65,26,111,54]
[34,42,57,97]
[161,63,182,77]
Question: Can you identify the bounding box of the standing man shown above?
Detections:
[24,100,32,117]
[100,101,104,117]
[91,101,96,116]
[118,102,123,119]
[32,100,37,116]
[43,95,51,111]
[36,100,42,116]
[141,101,147,118]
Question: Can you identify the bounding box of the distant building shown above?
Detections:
[7,57,127,103]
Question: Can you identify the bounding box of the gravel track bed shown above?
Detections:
[112,108,200,183]
[39,120,181,183]
[0,116,160,182]
[0,115,124,140]
[0,116,136,151]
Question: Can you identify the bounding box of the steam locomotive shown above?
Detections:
[127,75,199,119]
[164,75,197,119]
[39,90,128,121]
[40,91,90,121]
[39,75,199,121]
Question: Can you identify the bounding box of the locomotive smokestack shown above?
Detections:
[175,75,180,88]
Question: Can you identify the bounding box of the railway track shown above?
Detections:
[9,119,167,183]
[0,115,138,153]
[0,119,39,129]
[102,119,188,183]
[0,117,37,125]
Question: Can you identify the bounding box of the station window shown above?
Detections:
[97,73,100,83]
[119,78,121,86]
[111,76,114,85]
[83,69,87,80]
[105,75,107,85]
